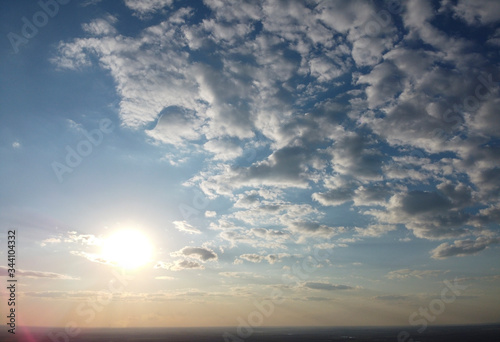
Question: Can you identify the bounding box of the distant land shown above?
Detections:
[2,324,499,342]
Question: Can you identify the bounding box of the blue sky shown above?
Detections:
[1,0,500,329]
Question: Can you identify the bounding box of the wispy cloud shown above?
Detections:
[172,220,202,235]
[0,267,78,280]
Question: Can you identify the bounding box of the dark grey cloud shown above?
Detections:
[400,191,453,215]
[172,247,218,261]
[312,187,355,206]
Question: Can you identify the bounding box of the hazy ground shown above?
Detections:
[1,324,499,342]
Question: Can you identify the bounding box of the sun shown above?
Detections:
[101,229,153,269]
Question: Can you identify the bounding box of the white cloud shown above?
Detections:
[147,107,204,145]
[172,220,202,235]
[40,237,61,247]
[205,210,217,217]
[82,16,117,36]
[203,139,243,161]
[123,0,174,16]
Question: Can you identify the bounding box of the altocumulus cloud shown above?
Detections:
[51,0,500,259]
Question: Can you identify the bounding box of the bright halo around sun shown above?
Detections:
[101,230,153,269]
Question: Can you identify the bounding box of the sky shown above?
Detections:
[1,0,500,332]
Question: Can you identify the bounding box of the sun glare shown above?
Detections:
[101,229,153,269]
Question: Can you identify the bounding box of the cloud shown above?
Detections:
[0,267,78,280]
[171,247,218,261]
[236,253,289,264]
[51,0,500,261]
[355,224,396,237]
[312,187,355,206]
[303,282,353,291]
[40,237,61,247]
[288,221,344,240]
[203,139,243,161]
[123,0,174,16]
[219,272,263,279]
[251,228,290,241]
[366,188,473,240]
[147,106,204,145]
[172,221,202,234]
[23,291,103,299]
[82,16,117,36]
[374,295,410,301]
[386,269,444,279]
[430,236,500,259]
[452,0,500,25]
[70,251,113,265]
[154,276,175,280]
[64,232,101,246]
[155,259,204,271]
[205,210,217,217]
[357,61,404,109]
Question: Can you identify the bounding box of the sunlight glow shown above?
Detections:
[101,229,153,269]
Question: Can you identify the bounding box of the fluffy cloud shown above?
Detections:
[147,106,204,145]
